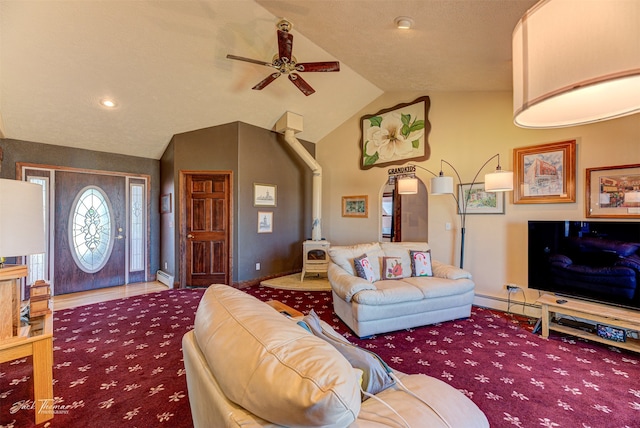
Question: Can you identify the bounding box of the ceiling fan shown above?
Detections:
[226,19,340,96]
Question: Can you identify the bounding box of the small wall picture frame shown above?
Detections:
[257,211,273,233]
[458,183,505,214]
[342,195,368,218]
[160,193,172,214]
[254,183,277,207]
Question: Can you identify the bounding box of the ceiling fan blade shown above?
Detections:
[288,73,315,96]
[252,73,281,90]
[226,54,273,67]
[295,62,340,72]
[277,30,293,63]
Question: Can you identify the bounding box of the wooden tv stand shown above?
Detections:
[537,294,640,353]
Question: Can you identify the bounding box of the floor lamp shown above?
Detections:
[0,179,45,340]
[399,154,513,268]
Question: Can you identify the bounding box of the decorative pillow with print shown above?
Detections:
[354,254,376,282]
[382,256,404,280]
[410,250,433,277]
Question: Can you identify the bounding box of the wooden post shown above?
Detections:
[0,265,28,341]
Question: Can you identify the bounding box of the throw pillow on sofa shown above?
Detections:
[354,254,376,282]
[382,256,405,279]
[411,250,433,277]
[300,310,395,397]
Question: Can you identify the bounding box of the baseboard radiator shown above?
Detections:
[156,270,174,288]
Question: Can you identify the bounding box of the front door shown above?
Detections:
[54,171,127,294]
[184,173,231,286]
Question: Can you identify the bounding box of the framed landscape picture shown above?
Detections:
[458,183,505,214]
[342,195,368,218]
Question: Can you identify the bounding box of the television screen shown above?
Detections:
[528,220,640,310]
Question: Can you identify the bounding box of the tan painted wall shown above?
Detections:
[317,91,640,312]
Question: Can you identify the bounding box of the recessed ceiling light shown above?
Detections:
[394,16,414,30]
[100,99,117,108]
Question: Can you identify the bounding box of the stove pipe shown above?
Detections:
[276,112,322,241]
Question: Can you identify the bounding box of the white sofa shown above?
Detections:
[328,242,475,338]
[182,284,489,428]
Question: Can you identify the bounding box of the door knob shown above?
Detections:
[187,234,195,239]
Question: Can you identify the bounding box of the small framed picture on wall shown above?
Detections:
[257,211,273,233]
[254,183,277,207]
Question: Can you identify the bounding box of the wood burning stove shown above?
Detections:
[301,240,330,281]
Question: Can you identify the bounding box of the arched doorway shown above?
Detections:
[380,177,428,242]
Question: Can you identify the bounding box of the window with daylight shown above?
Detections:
[27,176,49,284]
[70,186,114,273]
[129,183,145,272]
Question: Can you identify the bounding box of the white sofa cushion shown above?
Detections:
[329,242,383,280]
[193,284,361,427]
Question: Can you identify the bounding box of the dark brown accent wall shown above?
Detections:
[161,121,314,286]
[0,138,161,275]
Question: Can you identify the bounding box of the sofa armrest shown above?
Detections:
[432,260,472,280]
[328,262,377,302]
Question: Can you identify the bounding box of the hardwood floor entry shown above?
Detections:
[53,281,169,311]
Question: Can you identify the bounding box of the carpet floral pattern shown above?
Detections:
[1,289,205,428]
[2,286,639,428]
[244,287,640,428]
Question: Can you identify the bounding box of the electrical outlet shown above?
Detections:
[255,263,261,271]
[506,284,520,292]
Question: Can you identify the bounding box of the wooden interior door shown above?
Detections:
[184,173,231,286]
[392,185,402,241]
[54,171,126,294]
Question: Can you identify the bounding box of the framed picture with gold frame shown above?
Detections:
[342,195,368,218]
[513,140,576,204]
[586,163,640,218]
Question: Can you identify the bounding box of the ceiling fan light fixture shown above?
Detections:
[394,16,414,30]
[227,19,339,95]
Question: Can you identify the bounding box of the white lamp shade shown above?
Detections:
[397,177,418,195]
[430,176,454,195]
[513,0,640,128]
[485,170,514,192]
[0,179,45,258]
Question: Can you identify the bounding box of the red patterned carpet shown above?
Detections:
[2,286,640,427]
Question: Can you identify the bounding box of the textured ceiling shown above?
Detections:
[0,0,537,159]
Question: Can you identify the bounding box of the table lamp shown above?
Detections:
[0,178,45,340]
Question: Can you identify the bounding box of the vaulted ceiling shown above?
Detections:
[0,0,537,159]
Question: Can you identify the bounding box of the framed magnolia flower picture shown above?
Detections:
[360,96,431,169]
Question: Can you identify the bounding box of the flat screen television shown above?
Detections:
[528,220,640,311]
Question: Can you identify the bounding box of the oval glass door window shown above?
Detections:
[69,186,114,273]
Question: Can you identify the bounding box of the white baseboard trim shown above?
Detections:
[474,293,542,318]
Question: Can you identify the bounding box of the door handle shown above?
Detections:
[187,234,195,239]
[116,227,124,240]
